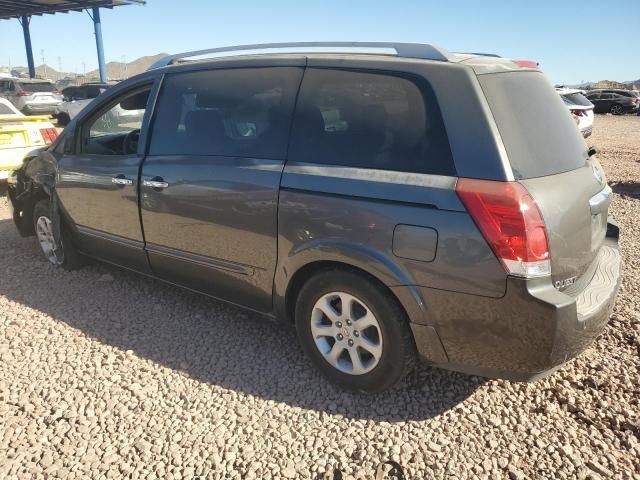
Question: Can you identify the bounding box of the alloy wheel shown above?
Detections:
[310,291,383,375]
[35,216,61,265]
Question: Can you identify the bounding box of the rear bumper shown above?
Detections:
[395,222,622,381]
[22,104,58,115]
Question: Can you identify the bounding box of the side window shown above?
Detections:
[81,86,150,156]
[149,67,303,159]
[288,69,454,176]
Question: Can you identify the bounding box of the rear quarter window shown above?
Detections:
[479,72,587,179]
[288,68,455,176]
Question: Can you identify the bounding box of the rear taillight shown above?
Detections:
[513,59,539,69]
[16,90,31,96]
[570,109,586,117]
[456,178,550,278]
[40,128,59,145]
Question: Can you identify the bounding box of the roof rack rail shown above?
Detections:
[148,42,450,70]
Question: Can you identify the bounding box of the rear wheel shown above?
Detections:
[295,268,416,393]
[610,104,623,115]
[33,199,84,270]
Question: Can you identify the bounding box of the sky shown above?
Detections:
[0,0,638,85]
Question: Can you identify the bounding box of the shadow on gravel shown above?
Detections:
[0,217,482,422]
[611,181,640,199]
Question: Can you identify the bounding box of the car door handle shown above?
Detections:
[143,178,169,189]
[111,176,133,185]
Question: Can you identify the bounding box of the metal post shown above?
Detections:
[21,15,36,79]
[92,7,107,82]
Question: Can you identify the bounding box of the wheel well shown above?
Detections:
[284,260,408,325]
[11,182,48,237]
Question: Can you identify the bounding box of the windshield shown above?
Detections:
[18,82,56,93]
[479,72,588,179]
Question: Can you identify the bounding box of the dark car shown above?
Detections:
[7,42,621,392]
[586,89,639,114]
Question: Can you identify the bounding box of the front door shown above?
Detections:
[55,83,154,271]
[140,65,304,312]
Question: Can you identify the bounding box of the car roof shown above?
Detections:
[146,43,537,77]
[555,87,585,95]
[15,78,54,84]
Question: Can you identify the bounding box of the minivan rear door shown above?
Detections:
[479,71,610,291]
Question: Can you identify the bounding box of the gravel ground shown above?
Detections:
[1,115,639,479]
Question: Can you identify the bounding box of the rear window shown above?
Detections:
[562,92,592,106]
[479,72,587,179]
[288,68,454,176]
[0,104,16,114]
[18,82,55,93]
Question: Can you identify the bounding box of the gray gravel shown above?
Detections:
[1,115,639,479]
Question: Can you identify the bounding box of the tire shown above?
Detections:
[295,268,417,393]
[33,199,84,270]
[56,113,70,127]
[610,104,623,115]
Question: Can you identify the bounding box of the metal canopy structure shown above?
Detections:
[0,1,145,82]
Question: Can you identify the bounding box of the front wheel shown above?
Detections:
[33,199,84,270]
[295,268,417,393]
[610,104,623,115]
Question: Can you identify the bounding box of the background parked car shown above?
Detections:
[556,87,594,137]
[0,78,62,115]
[0,97,57,181]
[586,90,639,114]
[54,83,111,126]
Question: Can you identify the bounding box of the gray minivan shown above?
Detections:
[7,43,621,392]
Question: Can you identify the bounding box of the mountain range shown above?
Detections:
[2,53,168,82]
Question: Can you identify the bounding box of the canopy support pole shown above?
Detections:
[92,7,107,82]
[20,15,36,78]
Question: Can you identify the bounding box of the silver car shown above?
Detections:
[0,78,62,115]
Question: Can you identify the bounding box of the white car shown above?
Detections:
[556,87,594,138]
[0,78,62,115]
[0,98,57,181]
